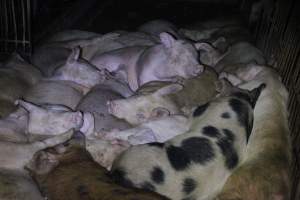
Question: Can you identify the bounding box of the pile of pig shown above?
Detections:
[0,19,291,200]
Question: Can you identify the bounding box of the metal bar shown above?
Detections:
[11,0,18,50]
[21,0,26,51]
[4,0,8,52]
[27,0,31,54]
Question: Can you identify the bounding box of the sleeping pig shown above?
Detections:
[90,32,203,91]
[110,80,265,200]
[107,67,219,125]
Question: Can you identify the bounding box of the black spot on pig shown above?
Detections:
[110,168,134,188]
[202,126,221,138]
[216,130,239,170]
[148,142,164,148]
[151,166,165,184]
[166,145,191,171]
[182,178,197,194]
[181,137,215,165]
[221,112,231,118]
[229,98,251,142]
[222,129,235,142]
[141,181,156,191]
[193,102,210,117]
[232,92,252,104]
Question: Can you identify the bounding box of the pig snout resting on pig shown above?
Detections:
[108,67,219,125]
[216,65,291,200]
[76,84,132,138]
[0,129,74,200]
[15,100,83,137]
[91,32,204,91]
[110,80,265,200]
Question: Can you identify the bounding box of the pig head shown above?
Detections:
[16,100,83,136]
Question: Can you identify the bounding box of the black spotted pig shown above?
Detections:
[110,80,265,200]
[90,32,204,91]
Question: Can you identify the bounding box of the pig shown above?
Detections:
[196,41,266,72]
[110,81,265,200]
[27,146,169,200]
[49,47,108,91]
[137,20,182,39]
[0,108,28,142]
[24,80,84,110]
[0,129,73,200]
[76,83,132,138]
[16,99,83,137]
[31,32,119,76]
[3,53,42,86]
[90,114,190,169]
[215,65,291,200]
[108,67,219,125]
[90,32,204,91]
[102,115,190,145]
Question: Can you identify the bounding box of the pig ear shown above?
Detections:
[67,47,81,64]
[194,42,215,52]
[150,107,170,119]
[160,32,176,48]
[249,83,266,108]
[154,84,183,97]
[15,99,43,113]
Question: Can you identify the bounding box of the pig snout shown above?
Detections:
[72,111,84,130]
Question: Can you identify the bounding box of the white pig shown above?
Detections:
[16,100,83,137]
[90,32,204,91]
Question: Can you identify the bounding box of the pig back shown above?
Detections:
[76,85,131,133]
[24,80,83,110]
